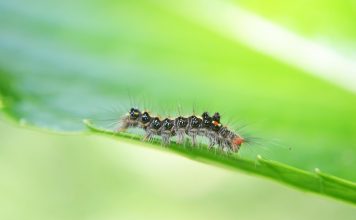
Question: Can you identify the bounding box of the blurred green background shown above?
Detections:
[0,0,356,219]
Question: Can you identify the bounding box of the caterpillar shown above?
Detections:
[118,107,245,153]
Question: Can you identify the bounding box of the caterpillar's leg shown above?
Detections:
[162,135,168,146]
[208,138,215,149]
[176,130,185,144]
[190,134,197,146]
[143,132,153,142]
[162,135,171,146]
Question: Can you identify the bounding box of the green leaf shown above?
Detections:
[84,119,356,204]
[1,0,356,204]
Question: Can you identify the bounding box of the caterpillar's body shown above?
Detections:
[119,108,245,152]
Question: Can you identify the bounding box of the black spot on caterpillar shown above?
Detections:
[118,107,245,153]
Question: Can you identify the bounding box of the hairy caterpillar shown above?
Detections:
[118,108,245,152]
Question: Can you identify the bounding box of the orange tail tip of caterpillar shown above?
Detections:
[232,136,245,152]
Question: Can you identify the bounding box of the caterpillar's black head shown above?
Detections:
[140,111,151,124]
[162,118,174,130]
[129,108,141,120]
[150,117,162,130]
[176,116,188,129]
